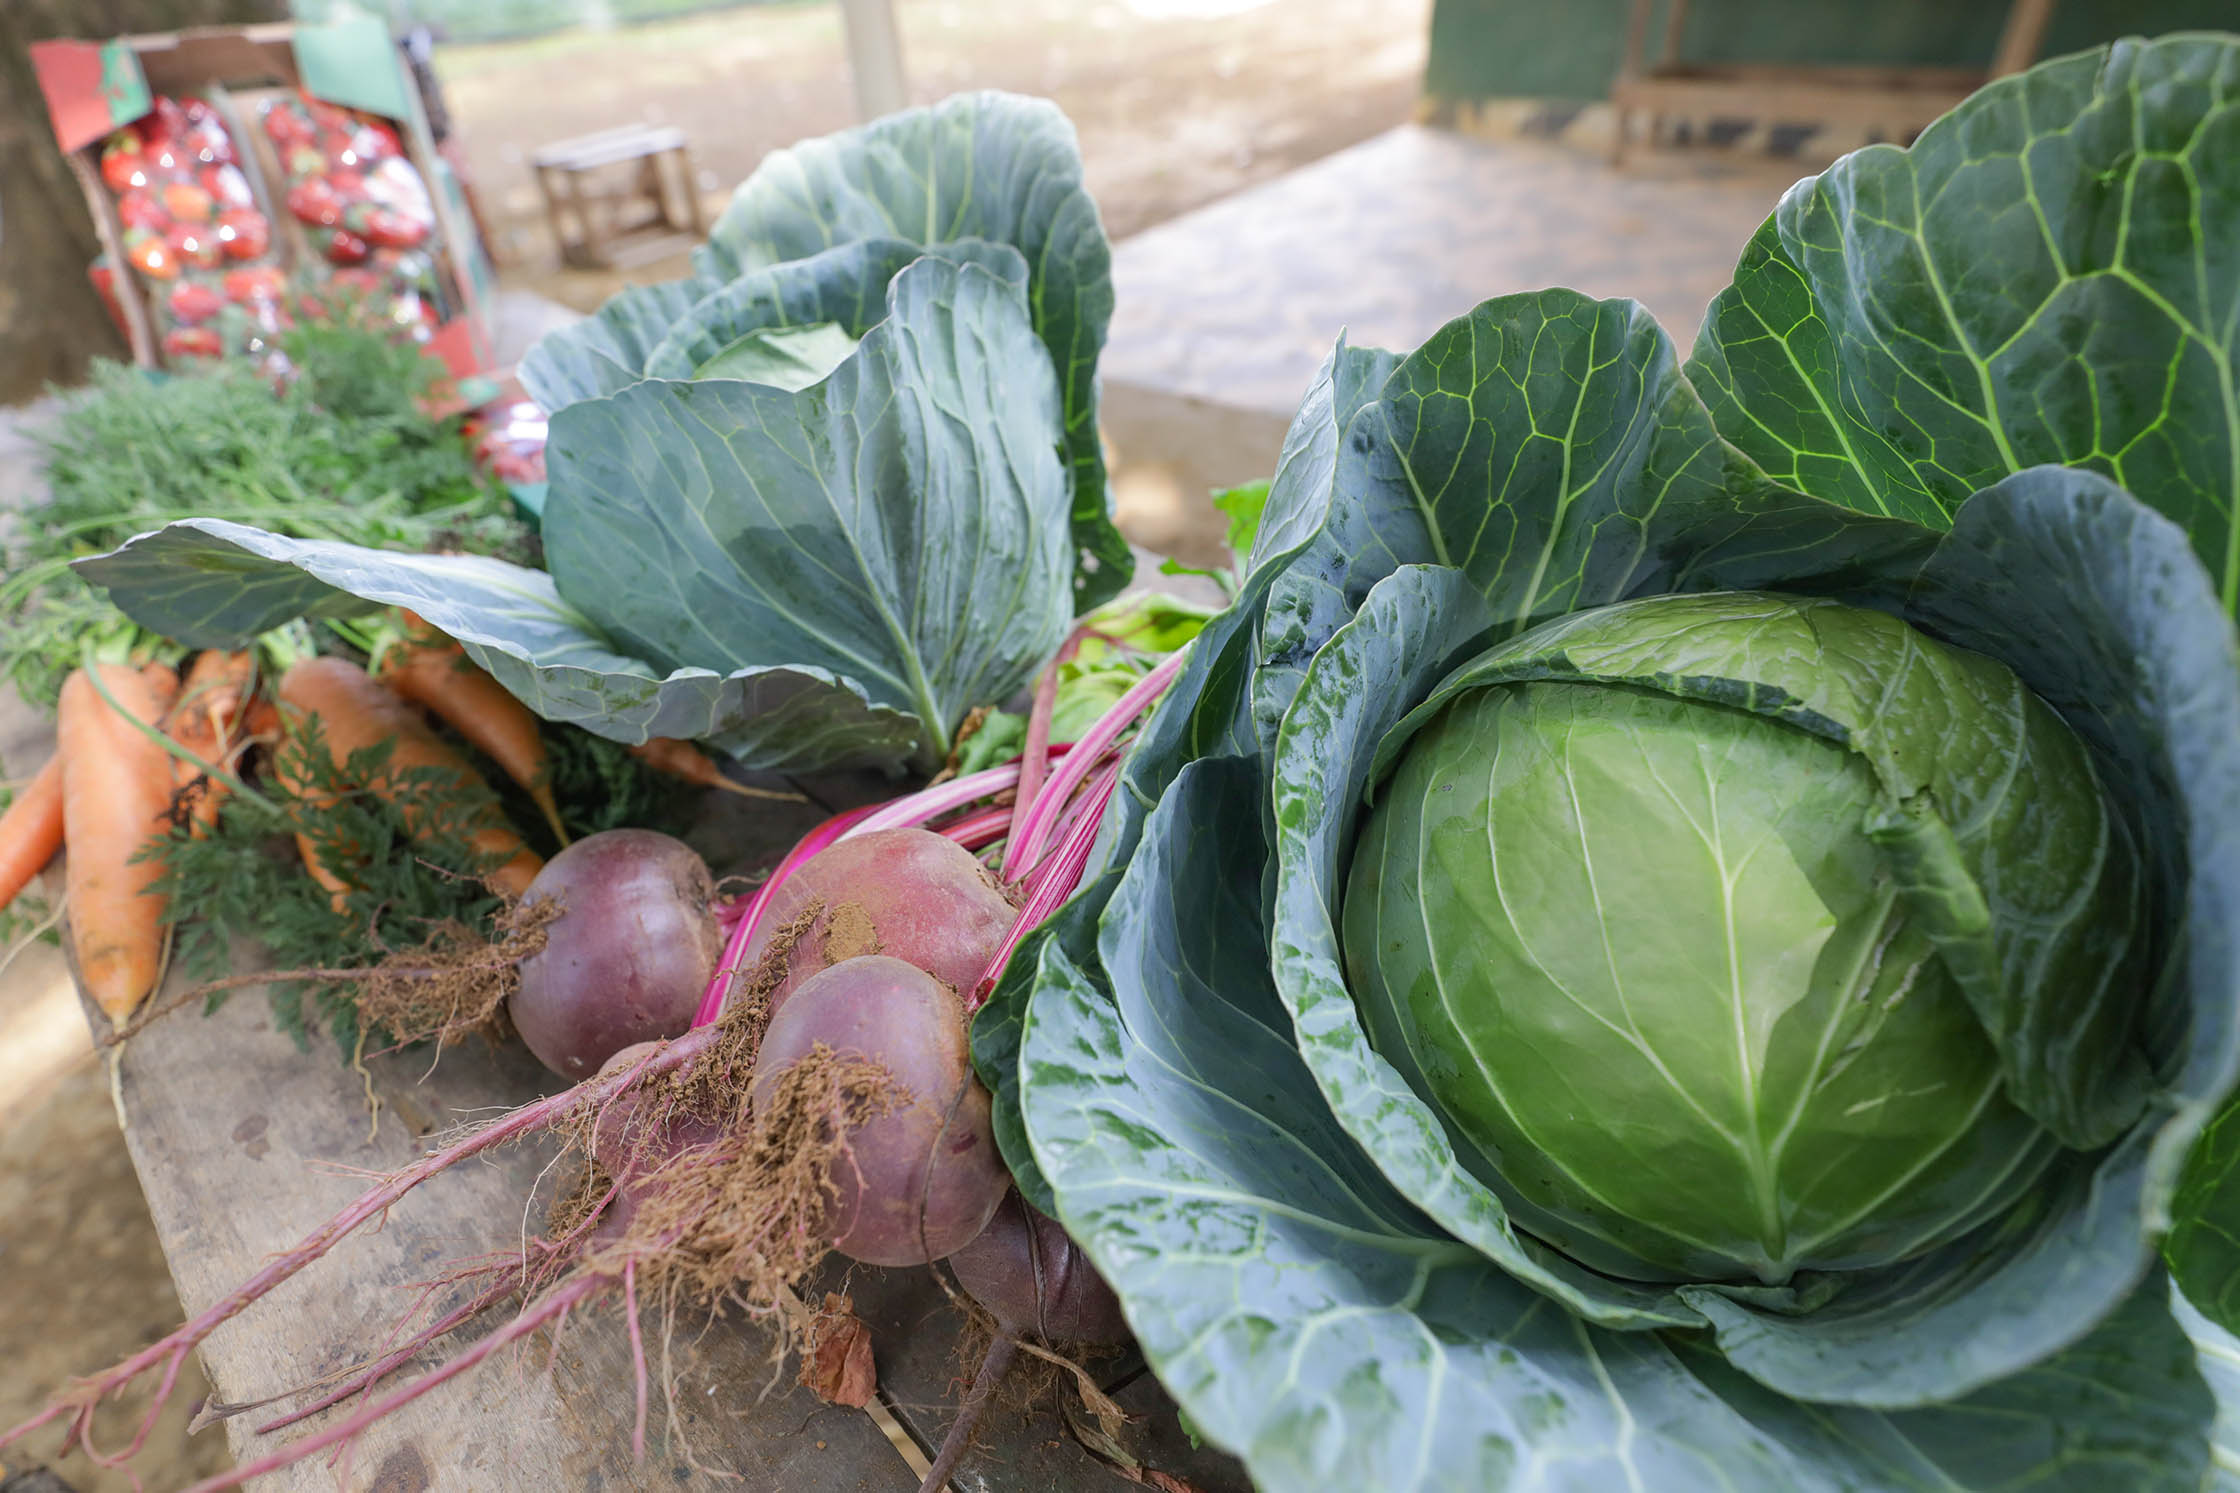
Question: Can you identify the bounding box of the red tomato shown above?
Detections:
[144,97,189,145]
[353,119,404,159]
[216,210,271,261]
[165,223,224,271]
[145,142,184,175]
[263,102,313,147]
[161,181,214,223]
[200,163,254,210]
[360,207,429,250]
[188,125,235,166]
[101,145,149,194]
[304,95,351,130]
[124,230,177,280]
[329,267,385,294]
[115,188,169,232]
[162,325,225,360]
[285,179,344,227]
[325,229,371,266]
[223,265,286,305]
[327,167,366,198]
[167,280,223,324]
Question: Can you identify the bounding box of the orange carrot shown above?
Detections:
[141,660,180,706]
[278,656,543,899]
[164,650,256,838]
[0,756,65,915]
[268,719,354,920]
[377,628,568,845]
[58,664,177,1022]
[629,737,802,802]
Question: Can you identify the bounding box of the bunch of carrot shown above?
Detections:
[0,615,781,1024]
[0,652,249,1022]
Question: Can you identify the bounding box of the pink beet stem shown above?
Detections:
[844,755,1038,838]
[692,802,885,1027]
[1002,649,1185,880]
[937,806,1012,851]
[179,1273,608,1493]
[0,1033,710,1462]
[1001,627,1091,883]
[254,1270,521,1434]
[971,758,1123,1010]
[624,1259,649,1461]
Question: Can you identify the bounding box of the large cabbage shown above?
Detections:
[980,34,2240,1491]
[1345,593,2146,1286]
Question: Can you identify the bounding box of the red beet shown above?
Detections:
[741,828,1014,1016]
[749,955,1009,1265]
[948,1191,1129,1346]
[511,831,721,1078]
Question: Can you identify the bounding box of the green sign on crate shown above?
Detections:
[291,11,413,123]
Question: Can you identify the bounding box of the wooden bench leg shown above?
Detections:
[678,147,706,236]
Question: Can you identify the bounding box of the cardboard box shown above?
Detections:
[30,17,494,375]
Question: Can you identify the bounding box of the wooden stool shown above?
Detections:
[531,123,705,270]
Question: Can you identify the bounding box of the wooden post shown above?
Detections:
[839,0,907,122]
[1991,0,2056,77]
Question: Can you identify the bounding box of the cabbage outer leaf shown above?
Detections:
[2173,1094,2240,1336]
[69,520,924,770]
[1687,34,2240,612]
[517,277,713,412]
[697,90,1131,611]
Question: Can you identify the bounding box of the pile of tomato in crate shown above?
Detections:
[98,96,286,362]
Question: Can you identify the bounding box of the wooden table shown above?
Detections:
[532,124,706,271]
[69,764,1244,1492]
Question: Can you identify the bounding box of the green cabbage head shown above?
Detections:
[1344,593,2149,1286]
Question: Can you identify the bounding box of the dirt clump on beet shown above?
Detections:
[743,829,1017,1016]
[598,1042,900,1321]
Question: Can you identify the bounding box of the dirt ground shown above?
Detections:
[435,0,1433,308]
[0,6,1428,1489]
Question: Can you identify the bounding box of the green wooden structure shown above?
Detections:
[1426,0,2235,110]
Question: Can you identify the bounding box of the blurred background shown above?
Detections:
[0,1,2228,1487]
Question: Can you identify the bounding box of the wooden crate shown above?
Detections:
[30,20,493,373]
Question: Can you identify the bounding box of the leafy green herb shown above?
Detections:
[152,716,505,1052]
[3,326,530,707]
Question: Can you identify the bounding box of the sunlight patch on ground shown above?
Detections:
[0,934,93,1133]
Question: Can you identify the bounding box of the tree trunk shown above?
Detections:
[0,0,283,406]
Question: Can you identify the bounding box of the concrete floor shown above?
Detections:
[1104,124,1803,418]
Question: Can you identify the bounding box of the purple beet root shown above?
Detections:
[741,829,1014,1017]
[948,1191,1130,1346]
[749,954,1009,1266]
[511,830,722,1078]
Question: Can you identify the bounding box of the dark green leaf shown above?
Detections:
[697,91,1132,610]
[2173,1094,2240,1333]
[1687,34,2240,612]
